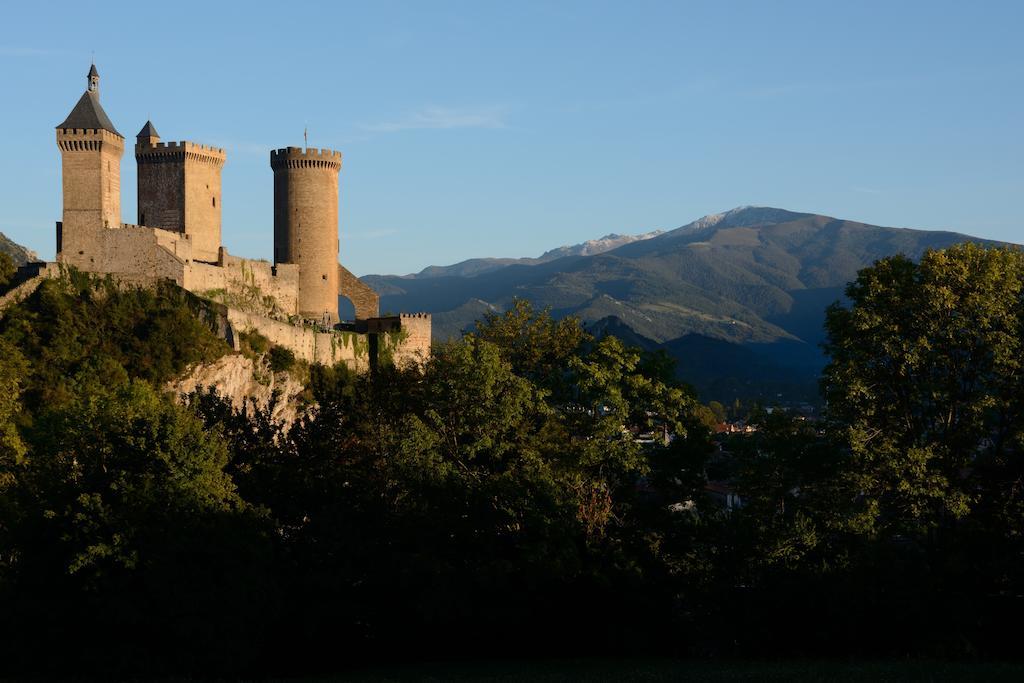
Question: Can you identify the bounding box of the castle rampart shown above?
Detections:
[226,309,371,371]
[366,313,432,367]
[185,248,301,318]
[58,221,189,283]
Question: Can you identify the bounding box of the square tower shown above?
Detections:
[136,123,226,263]
[55,65,125,245]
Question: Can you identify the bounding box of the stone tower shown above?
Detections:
[271,147,342,322]
[136,122,226,262]
[55,64,124,259]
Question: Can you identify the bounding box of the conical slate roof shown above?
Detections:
[56,90,121,136]
[137,120,159,139]
[88,63,99,79]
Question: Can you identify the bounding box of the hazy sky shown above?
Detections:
[2,1,1022,274]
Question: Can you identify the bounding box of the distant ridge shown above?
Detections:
[537,230,664,260]
[402,229,663,279]
[360,206,1013,401]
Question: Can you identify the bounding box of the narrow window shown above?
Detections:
[212,197,216,208]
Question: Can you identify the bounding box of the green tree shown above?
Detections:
[0,272,227,412]
[708,400,727,424]
[22,380,244,579]
[823,243,1024,543]
[474,298,588,397]
[0,338,28,581]
[5,379,273,674]
[726,411,842,571]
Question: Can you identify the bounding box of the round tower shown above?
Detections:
[271,146,342,322]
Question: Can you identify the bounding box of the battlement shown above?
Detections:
[270,146,342,170]
[57,127,125,140]
[56,128,125,151]
[136,140,226,165]
[366,313,432,329]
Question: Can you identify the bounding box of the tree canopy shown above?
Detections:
[0,255,1022,675]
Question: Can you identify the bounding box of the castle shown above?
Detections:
[46,64,430,370]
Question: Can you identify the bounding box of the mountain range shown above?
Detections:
[361,206,1010,403]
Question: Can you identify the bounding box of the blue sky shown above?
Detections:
[2,1,1022,274]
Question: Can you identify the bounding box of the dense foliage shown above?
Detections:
[0,247,1021,676]
[0,252,15,292]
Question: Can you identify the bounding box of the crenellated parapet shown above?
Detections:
[57,127,125,151]
[270,146,342,170]
[136,140,226,166]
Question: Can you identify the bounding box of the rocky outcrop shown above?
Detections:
[169,353,309,427]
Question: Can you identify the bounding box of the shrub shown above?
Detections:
[240,330,270,357]
[267,345,296,373]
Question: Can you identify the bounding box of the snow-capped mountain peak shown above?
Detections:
[538,230,664,260]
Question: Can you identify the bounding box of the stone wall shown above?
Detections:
[185,249,300,317]
[366,312,432,367]
[226,308,370,371]
[58,222,189,284]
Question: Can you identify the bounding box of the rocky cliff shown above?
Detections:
[169,354,309,427]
